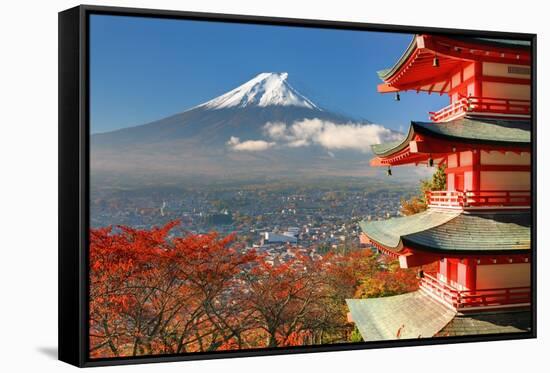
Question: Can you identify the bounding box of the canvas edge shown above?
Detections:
[59,5,86,367]
[57,4,537,368]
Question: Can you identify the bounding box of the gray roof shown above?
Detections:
[377,36,417,81]
[360,209,459,249]
[372,117,531,157]
[436,310,531,337]
[359,210,531,254]
[468,37,531,48]
[347,291,457,341]
[371,138,408,157]
[413,117,531,145]
[347,291,531,342]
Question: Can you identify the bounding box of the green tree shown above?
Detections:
[400,164,446,216]
[350,326,363,342]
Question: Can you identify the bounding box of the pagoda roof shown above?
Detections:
[463,37,531,49]
[346,291,456,341]
[347,291,530,341]
[377,35,531,94]
[359,210,531,255]
[377,35,418,80]
[378,36,531,81]
[436,310,531,337]
[371,116,531,158]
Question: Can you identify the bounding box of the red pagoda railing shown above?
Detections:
[429,96,531,122]
[427,190,531,209]
[429,98,469,122]
[420,272,531,310]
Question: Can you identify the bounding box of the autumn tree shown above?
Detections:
[167,231,257,352]
[317,250,381,343]
[354,259,419,298]
[89,222,257,357]
[241,251,330,347]
[89,221,434,357]
[89,221,182,357]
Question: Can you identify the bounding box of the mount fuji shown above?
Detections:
[91,72,401,184]
[196,72,319,110]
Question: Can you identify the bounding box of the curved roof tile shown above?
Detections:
[360,210,531,254]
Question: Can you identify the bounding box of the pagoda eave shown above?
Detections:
[371,136,528,167]
[367,234,530,266]
[378,35,531,93]
[370,151,431,167]
[370,117,531,166]
[359,210,531,257]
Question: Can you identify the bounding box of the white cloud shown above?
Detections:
[262,119,402,153]
[263,122,288,140]
[287,139,310,148]
[228,119,402,153]
[227,136,275,152]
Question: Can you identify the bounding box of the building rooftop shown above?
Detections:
[377,35,531,82]
[372,117,531,157]
[347,291,531,341]
[437,310,531,337]
[359,210,531,254]
[347,291,455,341]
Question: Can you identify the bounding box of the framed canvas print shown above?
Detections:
[58,4,536,367]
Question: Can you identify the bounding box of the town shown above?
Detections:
[90,177,417,261]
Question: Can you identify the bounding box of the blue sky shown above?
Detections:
[90,15,447,134]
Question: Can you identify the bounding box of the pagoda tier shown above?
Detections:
[378,35,531,122]
[359,209,531,308]
[348,221,532,340]
[371,116,530,166]
[370,116,531,210]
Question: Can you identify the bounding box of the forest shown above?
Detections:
[89,221,419,357]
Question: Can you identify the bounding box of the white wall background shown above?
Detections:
[0,0,547,371]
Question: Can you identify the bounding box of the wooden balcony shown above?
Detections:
[427,190,531,210]
[419,272,531,311]
[429,96,531,122]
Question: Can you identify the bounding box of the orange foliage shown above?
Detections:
[89,222,257,357]
[354,259,421,298]
[89,221,425,357]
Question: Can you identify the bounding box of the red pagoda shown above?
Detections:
[347,34,532,340]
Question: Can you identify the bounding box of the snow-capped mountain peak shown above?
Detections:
[197,72,321,110]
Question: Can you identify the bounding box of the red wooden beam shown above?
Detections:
[446,164,531,173]
[377,83,399,93]
[368,239,400,258]
[431,35,531,60]
[399,251,442,268]
[481,75,531,85]
[392,71,455,89]
[409,136,529,155]
[472,149,481,192]
[439,79,451,95]
[423,35,531,65]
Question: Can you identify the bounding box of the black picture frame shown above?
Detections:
[58,4,537,367]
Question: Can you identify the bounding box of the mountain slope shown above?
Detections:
[92,72,356,147]
[91,72,403,184]
[91,106,354,148]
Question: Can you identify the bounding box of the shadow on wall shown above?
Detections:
[36,346,58,360]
